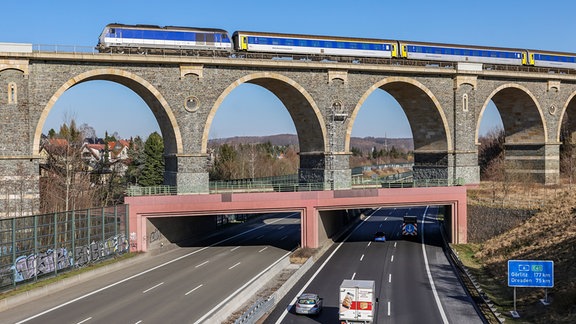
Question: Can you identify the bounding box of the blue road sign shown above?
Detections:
[508,260,554,288]
[404,224,415,234]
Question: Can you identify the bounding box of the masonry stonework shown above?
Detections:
[1,52,576,216]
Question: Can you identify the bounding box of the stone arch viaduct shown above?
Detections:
[2,50,576,216]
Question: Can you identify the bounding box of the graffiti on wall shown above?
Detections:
[10,234,128,283]
[148,229,162,244]
[130,232,138,250]
[11,248,72,282]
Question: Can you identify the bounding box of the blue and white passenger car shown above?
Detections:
[528,50,576,70]
[97,24,232,54]
[232,31,397,58]
[399,41,525,66]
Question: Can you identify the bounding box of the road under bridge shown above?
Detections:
[125,186,467,252]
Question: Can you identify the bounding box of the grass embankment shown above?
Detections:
[455,183,576,323]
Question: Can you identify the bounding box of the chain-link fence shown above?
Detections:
[0,205,129,291]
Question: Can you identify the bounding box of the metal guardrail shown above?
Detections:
[234,297,275,324]
[438,215,505,323]
[33,44,97,54]
[126,176,464,196]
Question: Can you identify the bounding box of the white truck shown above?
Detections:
[339,279,376,324]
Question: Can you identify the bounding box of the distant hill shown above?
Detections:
[208,134,413,152]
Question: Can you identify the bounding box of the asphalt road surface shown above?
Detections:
[1,213,301,324]
[264,206,484,324]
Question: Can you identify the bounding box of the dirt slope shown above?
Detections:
[474,188,576,322]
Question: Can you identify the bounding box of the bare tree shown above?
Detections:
[39,120,97,213]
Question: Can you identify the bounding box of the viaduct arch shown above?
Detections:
[348,77,451,172]
[2,52,576,216]
[33,68,183,157]
[203,72,326,154]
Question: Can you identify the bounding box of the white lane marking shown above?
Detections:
[230,246,240,251]
[76,317,92,324]
[351,272,356,280]
[274,209,378,324]
[195,260,209,268]
[421,206,449,324]
[14,212,299,324]
[367,241,371,247]
[185,284,203,296]
[142,282,164,293]
[388,301,391,316]
[258,247,268,253]
[390,255,394,262]
[229,262,241,269]
[360,254,364,261]
[394,242,397,248]
[194,251,291,324]
[388,274,392,283]
[135,321,143,324]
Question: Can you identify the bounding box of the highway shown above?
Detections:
[264,207,484,324]
[1,213,301,324]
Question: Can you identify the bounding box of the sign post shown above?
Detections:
[508,260,554,318]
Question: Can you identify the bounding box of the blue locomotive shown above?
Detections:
[97,24,232,54]
[96,23,576,70]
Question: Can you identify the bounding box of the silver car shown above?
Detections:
[294,293,323,315]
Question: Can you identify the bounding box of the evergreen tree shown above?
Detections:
[351,147,363,157]
[104,131,117,143]
[125,136,145,186]
[139,132,164,186]
[210,143,237,180]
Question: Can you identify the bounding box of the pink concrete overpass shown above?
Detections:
[125,186,467,252]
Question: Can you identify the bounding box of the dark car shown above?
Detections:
[295,293,323,315]
[374,231,386,242]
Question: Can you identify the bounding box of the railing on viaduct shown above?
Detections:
[125,173,465,196]
[29,44,576,75]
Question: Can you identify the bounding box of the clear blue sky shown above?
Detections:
[3,1,575,139]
